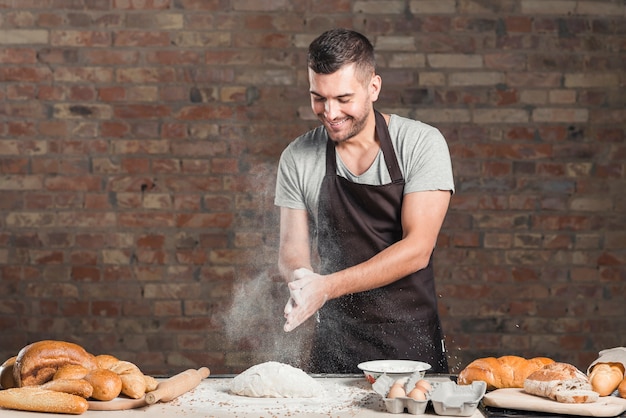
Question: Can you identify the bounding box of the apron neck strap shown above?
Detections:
[374,110,403,182]
[325,110,403,182]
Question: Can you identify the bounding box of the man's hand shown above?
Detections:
[283,268,328,332]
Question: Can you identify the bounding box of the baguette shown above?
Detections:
[41,378,93,399]
[458,355,555,390]
[588,362,624,396]
[524,362,599,404]
[14,340,98,387]
[0,386,88,414]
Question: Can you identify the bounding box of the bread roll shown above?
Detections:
[1,356,17,389]
[109,360,146,399]
[95,354,119,370]
[14,340,98,387]
[523,362,599,404]
[84,369,122,401]
[588,362,625,396]
[458,355,555,390]
[0,386,89,414]
[53,364,89,381]
[41,378,93,399]
[144,374,159,392]
[619,376,626,398]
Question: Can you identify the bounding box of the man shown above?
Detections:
[274,28,454,373]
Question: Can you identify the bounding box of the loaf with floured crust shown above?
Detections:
[14,340,98,387]
[524,362,599,404]
[0,386,89,414]
[458,355,555,390]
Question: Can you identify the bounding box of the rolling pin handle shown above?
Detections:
[198,366,210,379]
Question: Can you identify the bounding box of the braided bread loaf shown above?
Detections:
[458,355,555,390]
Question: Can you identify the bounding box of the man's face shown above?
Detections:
[308,64,380,143]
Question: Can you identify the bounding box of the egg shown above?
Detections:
[414,379,432,393]
[387,382,406,398]
[407,387,427,401]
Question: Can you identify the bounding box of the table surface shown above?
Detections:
[1,375,486,418]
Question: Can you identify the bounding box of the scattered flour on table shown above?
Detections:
[161,377,383,417]
[230,361,323,398]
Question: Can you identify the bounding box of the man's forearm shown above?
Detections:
[324,236,433,300]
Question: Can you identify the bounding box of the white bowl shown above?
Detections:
[357,360,431,384]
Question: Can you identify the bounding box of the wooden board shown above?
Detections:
[87,396,146,410]
[483,388,626,417]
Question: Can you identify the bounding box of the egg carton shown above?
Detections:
[372,373,486,416]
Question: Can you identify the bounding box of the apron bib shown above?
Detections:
[309,110,448,374]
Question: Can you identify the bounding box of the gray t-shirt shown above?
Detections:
[274,114,454,223]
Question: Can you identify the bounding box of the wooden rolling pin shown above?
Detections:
[145,367,210,404]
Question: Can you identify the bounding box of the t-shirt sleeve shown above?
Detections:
[402,124,455,195]
[274,145,307,210]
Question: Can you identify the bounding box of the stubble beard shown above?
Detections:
[322,107,370,144]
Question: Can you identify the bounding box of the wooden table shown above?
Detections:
[1,375,485,418]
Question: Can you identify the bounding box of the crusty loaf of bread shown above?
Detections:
[458,355,555,390]
[14,340,98,387]
[0,356,17,389]
[588,362,624,396]
[523,362,599,404]
[0,386,89,414]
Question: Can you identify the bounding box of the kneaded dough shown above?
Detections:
[230,361,323,398]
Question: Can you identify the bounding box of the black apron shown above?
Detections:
[308,110,448,374]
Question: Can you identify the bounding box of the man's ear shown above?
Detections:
[369,74,382,101]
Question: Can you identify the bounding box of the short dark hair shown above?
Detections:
[307,28,376,81]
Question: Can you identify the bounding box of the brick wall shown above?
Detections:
[0,0,624,375]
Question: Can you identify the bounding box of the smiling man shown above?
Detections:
[274,28,455,374]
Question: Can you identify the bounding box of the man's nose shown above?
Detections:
[324,100,338,120]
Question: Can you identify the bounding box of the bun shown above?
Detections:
[109,360,146,399]
[41,378,93,398]
[588,362,624,396]
[144,374,159,392]
[619,376,626,398]
[523,362,599,404]
[53,364,89,381]
[14,340,98,387]
[0,386,89,414]
[84,369,122,401]
[458,355,555,390]
[95,354,119,370]
[1,356,17,389]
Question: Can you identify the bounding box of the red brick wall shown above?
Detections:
[0,0,624,375]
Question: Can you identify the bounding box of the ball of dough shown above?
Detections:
[230,361,323,398]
